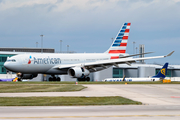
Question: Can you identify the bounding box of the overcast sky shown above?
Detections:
[0,0,180,64]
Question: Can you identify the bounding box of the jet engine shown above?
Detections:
[68,67,90,78]
[18,73,38,80]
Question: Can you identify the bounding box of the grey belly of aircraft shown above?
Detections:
[22,64,67,75]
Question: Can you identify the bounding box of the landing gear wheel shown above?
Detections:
[49,76,61,82]
[53,77,56,81]
[49,77,53,81]
[57,77,61,81]
[18,78,22,82]
[78,77,90,82]
[86,77,90,82]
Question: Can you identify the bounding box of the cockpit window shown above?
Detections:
[7,59,16,62]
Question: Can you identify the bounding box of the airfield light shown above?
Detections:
[67,45,69,53]
[40,35,44,53]
[36,42,38,48]
[133,41,136,54]
[111,38,114,43]
[60,40,62,53]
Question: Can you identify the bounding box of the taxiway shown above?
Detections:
[0,84,180,120]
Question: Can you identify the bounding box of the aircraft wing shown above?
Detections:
[55,51,174,71]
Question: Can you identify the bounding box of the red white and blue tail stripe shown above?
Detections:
[106,23,131,55]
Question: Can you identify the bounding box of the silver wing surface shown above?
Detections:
[54,51,174,72]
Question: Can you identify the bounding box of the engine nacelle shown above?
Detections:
[20,74,38,79]
[68,67,90,78]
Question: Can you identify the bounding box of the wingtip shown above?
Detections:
[166,51,174,57]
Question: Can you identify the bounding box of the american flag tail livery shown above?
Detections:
[105,23,131,59]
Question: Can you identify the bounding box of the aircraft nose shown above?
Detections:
[4,62,11,70]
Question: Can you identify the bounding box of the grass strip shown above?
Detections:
[0,96,142,106]
[0,84,86,93]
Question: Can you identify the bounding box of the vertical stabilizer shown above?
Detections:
[106,23,131,55]
[153,63,168,79]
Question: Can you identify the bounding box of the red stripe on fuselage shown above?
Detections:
[109,50,126,54]
[110,56,119,59]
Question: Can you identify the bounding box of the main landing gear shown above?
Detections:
[49,75,61,81]
[77,77,90,82]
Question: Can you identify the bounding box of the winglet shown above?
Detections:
[165,51,174,57]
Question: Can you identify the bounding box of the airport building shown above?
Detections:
[50,63,180,82]
[78,63,180,82]
[0,47,54,53]
[1,47,180,81]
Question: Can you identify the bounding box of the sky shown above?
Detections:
[0,0,180,65]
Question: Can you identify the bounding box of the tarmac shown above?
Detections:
[1,84,180,105]
[0,84,180,120]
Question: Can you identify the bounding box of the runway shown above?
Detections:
[1,84,180,119]
[0,105,180,120]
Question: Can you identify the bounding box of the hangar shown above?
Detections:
[83,63,180,82]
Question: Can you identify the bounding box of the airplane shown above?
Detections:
[0,78,15,82]
[3,23,174,81]
[102,63,169,82]
[0,77,18,82]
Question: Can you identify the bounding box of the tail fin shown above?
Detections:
[153,63,168,79]
[106,23,131,54]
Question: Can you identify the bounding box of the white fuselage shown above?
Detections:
[4,53,125,75]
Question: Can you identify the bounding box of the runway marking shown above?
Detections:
[1,114,180,119]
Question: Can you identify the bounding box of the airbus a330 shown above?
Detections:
[4,23,174,81]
